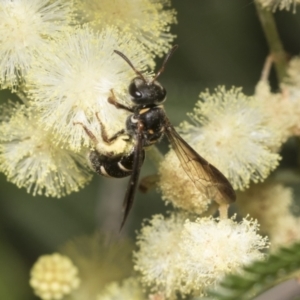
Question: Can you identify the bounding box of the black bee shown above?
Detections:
[79,45,236,229]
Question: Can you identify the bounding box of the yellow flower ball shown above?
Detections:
[30,253,80,300]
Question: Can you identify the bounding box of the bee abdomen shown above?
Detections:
[89,149,145,178]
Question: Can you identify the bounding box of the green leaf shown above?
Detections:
[208,242,300,300]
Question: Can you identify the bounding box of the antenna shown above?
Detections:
[151,44,178,83]
[114,44,178,84]
[114,50,147,82]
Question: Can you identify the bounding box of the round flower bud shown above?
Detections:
[30,253,80,300]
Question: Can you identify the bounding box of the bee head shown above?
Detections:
[128,77,166,106]
[114,45,178,107]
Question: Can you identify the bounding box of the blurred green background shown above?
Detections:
[1,1,300,299]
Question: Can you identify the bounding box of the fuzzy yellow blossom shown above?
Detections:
[257,0,300,11]
[180,216,269,297]
[134,213,268,298]
[0,103,92,197]
[158,150,211,214]
[134,213,187,299]
[27,26,151,151]
[270,216,300,250]
[74,0,177,58]
[97,277,146,300]
[282,56,300,94]
[237,182,300,251]
[237,182,293,234]
[30,253,80,300]
[60,232,133,300]
[0,0,74,89]
[280,57,300,135]
[255,80,296,143]
[178,86,281,191]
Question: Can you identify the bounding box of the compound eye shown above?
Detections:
[129,82,142,99]
[157,87,167,102]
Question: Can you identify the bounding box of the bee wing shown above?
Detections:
[120,122,145,230]
[164,119,236,205]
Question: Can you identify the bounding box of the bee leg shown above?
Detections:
[73,121,98,144]
[108,89,134,113]
[139,174,159,193]
[95,112,127,145]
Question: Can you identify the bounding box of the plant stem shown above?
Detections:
[254,1,287,83]
[218,204,229,220]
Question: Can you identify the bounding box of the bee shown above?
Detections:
[78,45,236,229]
